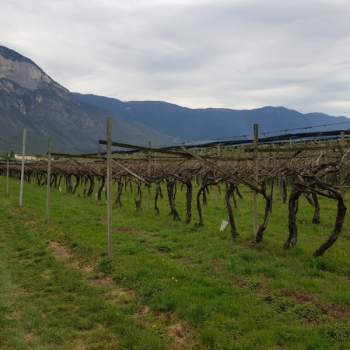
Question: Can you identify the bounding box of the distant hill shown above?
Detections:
[74,94,350,142]
[0,46,172,154]
[1,45,349,154]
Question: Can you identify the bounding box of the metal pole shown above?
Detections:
[6,156,9,197]
[252,123,259,234]
[340,131,346,194]
[106,117,113,259]
[46,139,52,223]
[19,128,26,207]
[146,140,151,209]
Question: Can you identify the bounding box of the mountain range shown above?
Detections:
[0,45,348,154]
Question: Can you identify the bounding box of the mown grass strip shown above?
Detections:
[0,203,177,350]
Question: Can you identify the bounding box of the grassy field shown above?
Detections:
[1,176,350,349]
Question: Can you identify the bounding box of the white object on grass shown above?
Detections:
[220,220,229,232]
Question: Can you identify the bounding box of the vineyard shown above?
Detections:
[2,125,350,257]
[1,123,350,349]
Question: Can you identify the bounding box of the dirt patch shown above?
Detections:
[322,304,349,320]
[26,220,39,230]
[115,227,134,233]
[233,277,248,288]
[282,290,349,320]
[211,259,224,266]
[49,241,136,301]
[82,265,94,274]
[73,338,86,350]
[49,241,72,261]
[233,276,271,294]
[48,240,196,349]
[89,274,113,287]
[96,323,105,331]
[168,323,189,349]
[109,287,135,300]
[49,241,90,271]
[138,305,151,316]
[41,269,52,280]
[231,277,349,323]
[24,333,35,343]
[11,308,23,320]
[290,291,314,304]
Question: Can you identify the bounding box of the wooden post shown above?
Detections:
[272,145,276,200]
[146,141,151,209]
[46,139,52,223]
[6,156,9,197]
[19,128,26,207]
[252,124,259,234]
[341,131,345,145]
[106,117,113,259]
[340,131,346,193]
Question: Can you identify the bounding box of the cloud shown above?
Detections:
[1,0,350,116]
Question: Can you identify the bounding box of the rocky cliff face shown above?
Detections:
[0,46,171,154]
[0,46,65,91]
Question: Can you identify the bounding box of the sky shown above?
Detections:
[1,0,350,116]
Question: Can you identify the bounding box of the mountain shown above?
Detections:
[1,45,349,154]
[0,46,172,154]
[74,94,350,142]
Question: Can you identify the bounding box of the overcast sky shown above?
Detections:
[1,0,350,116]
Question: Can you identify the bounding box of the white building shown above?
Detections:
[14,154,38,161]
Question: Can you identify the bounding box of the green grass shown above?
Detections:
[1,177,350,349]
